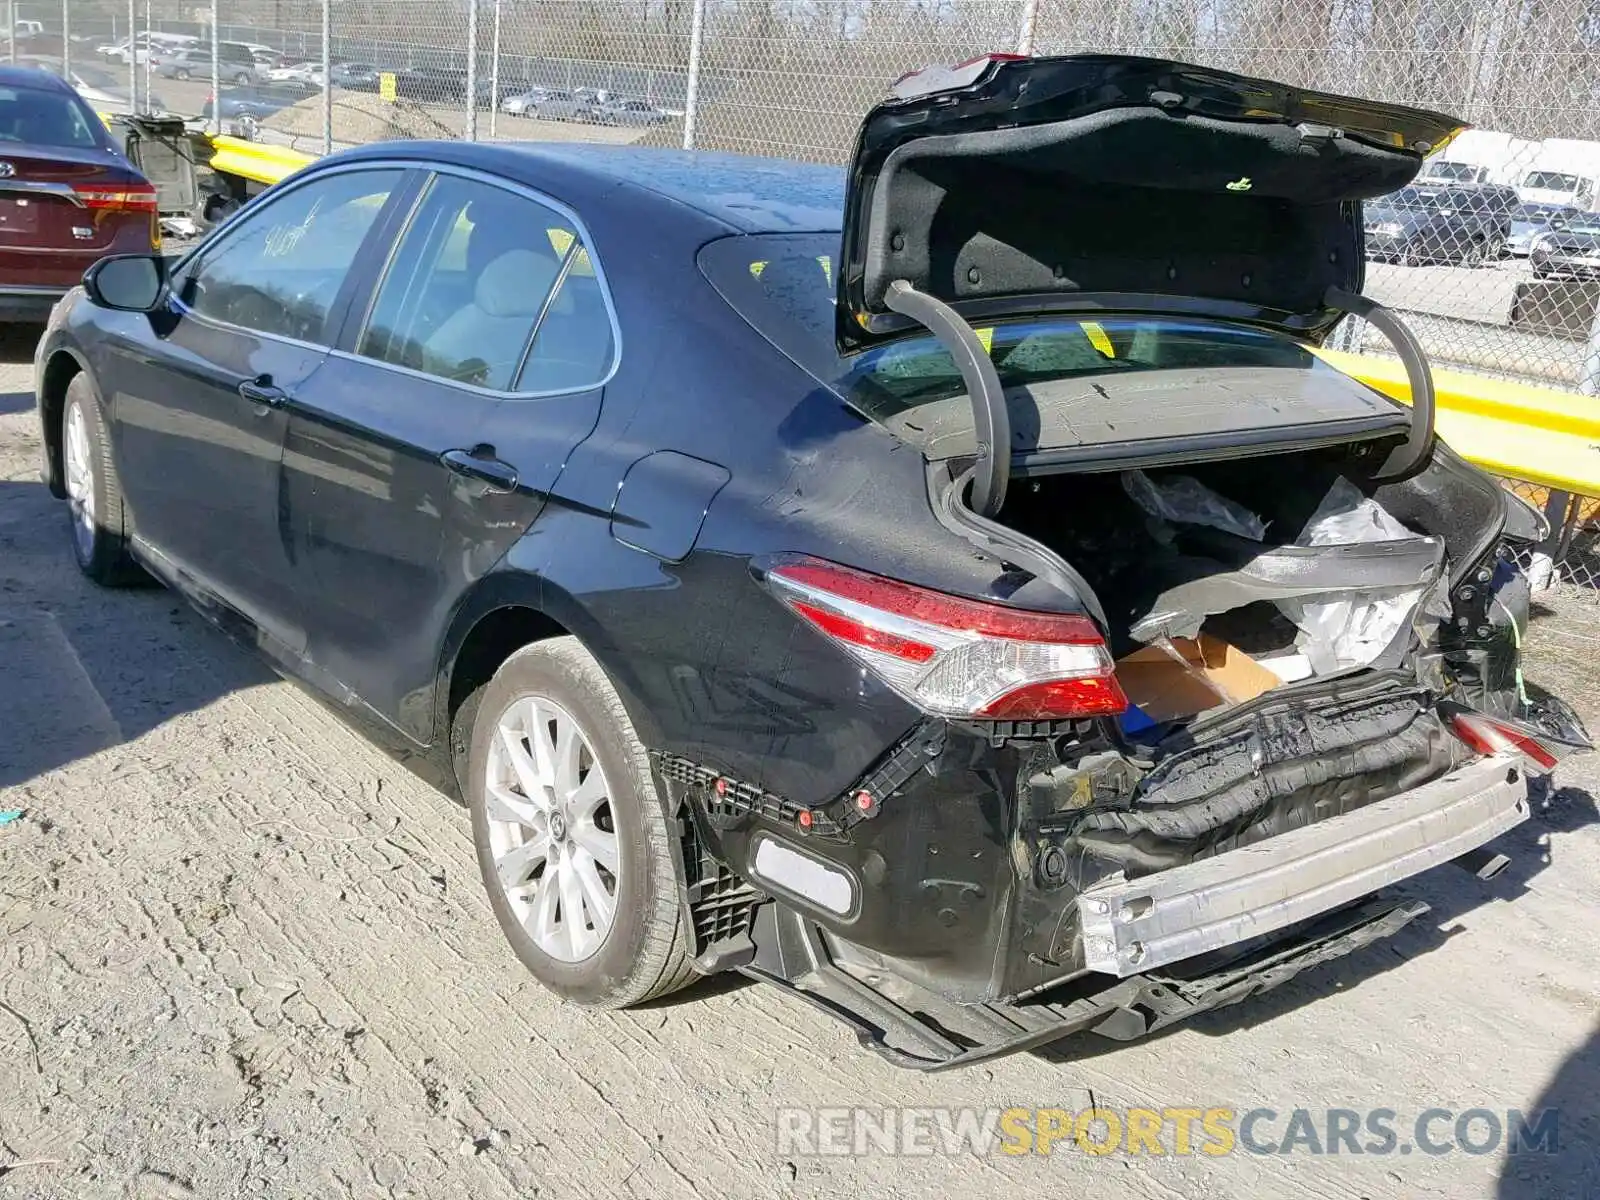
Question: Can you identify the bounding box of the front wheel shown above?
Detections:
[466,637,697,1008]
[175,67,190,80]
[61,374,144,587]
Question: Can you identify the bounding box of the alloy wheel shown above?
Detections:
[484,694,620,963]
[62,399,96,562]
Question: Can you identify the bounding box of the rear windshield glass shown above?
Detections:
[700,232,1329,422]
[0,83,103,148]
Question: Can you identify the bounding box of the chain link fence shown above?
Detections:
[16,0,1600,590]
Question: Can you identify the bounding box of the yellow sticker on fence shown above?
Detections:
[379,72,397,102]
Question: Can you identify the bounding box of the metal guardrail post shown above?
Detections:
[1528,490,1577,591]
[1016,0,1039,55]
[59,0,67,82]
[143,0,152,113]
[682,0,706,150]
[8,0,15,65]
[465,0,478,142]
[320,0,331,155]
[1579,297,1600,397]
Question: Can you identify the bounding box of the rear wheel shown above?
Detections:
[233,70,251,84]
[175,67,190,80]
[61,375,143,587]
[466,637,696,1008]
[1402,242,1427,267]
[1461,238,1486,267]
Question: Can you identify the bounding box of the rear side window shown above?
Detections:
[700,232,1324,422]
[356,173,615,393]
[0,83,102,149]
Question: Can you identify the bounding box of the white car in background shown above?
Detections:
[98,32,197,65]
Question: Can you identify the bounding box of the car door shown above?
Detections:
[280,168,617,743]
[111,164,412,643]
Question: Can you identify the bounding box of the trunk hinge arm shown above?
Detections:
[885,279,1011,516]
[1325,287,1435,481]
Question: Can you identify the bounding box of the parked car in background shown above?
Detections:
[1364,183,1502,265]
[589,97,671,127]
[156,42,260,84]
[98,32,196,65]
[1507,202,1579,256]
[199,86,299,125]
[498,87,550,117]
[509,88,603,122]
[0,65,158,320]
[32,55,1588,1070]
[329,62,382,91]
[1530,213,1600,279]
[1453,181,1520,255]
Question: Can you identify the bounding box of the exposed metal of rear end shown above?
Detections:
[1076,752,1529,976]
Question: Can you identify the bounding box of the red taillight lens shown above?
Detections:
[75,182,159,213]
[1449,712,1557,771]
[766,556,1126,720]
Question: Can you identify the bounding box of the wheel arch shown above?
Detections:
[434,568,667,799]
[37,346,93,499]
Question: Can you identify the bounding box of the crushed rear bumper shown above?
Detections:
[740,751,1530,1069]
[744,895,1430,1071]
[1077,751,1528,976]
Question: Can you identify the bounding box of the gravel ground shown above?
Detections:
[0,329,1597,1199]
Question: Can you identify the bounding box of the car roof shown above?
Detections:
[334,140,847,234]
[0,64,71,92]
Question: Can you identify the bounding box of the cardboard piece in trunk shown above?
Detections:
[1115,634,1281,722]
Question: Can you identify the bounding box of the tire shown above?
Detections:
[61,374,144,587]
[1461,239,1485,267]
[466,637,696,1008]
[233,71,251,84]
[175,67,190,80]
[1532,263,1549,279]
[1402,242,1426,267]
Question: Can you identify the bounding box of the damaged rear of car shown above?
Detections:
[686,54,1589,1068]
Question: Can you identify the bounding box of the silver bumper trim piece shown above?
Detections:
[1078,753,1528,976]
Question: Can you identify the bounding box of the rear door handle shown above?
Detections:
[238,377,286,408]
[440,446,519,493]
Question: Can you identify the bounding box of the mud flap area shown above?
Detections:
[742,896,1428,1071]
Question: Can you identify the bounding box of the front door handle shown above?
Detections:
[238,377,286,408]
[440,445,519,493]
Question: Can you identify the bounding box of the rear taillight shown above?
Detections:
[1449,711,1557,771]
[75,182,159,213]
[765,556,1126,720]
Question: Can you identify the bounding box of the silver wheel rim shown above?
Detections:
[485,694,620,963]
[62,399,96,561]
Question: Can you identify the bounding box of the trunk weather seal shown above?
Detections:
[885,280,1010,516]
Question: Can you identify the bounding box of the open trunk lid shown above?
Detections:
[834,53,1464,354]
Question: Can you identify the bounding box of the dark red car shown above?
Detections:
[0,65,157,320]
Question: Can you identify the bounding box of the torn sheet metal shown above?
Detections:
[1129,535,1446,644]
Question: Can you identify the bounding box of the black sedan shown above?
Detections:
[33,54,1586,1069]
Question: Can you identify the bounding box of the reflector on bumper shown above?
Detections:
[1077,753,1528,976]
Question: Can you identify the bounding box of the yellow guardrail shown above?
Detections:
[1318,348,1600,507]
[206,135,315,188]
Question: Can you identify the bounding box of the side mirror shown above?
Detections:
[82,254,166,312]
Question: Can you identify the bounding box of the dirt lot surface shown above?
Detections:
[1,329,1597,1198]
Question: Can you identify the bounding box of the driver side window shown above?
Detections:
[181,168,402,345]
